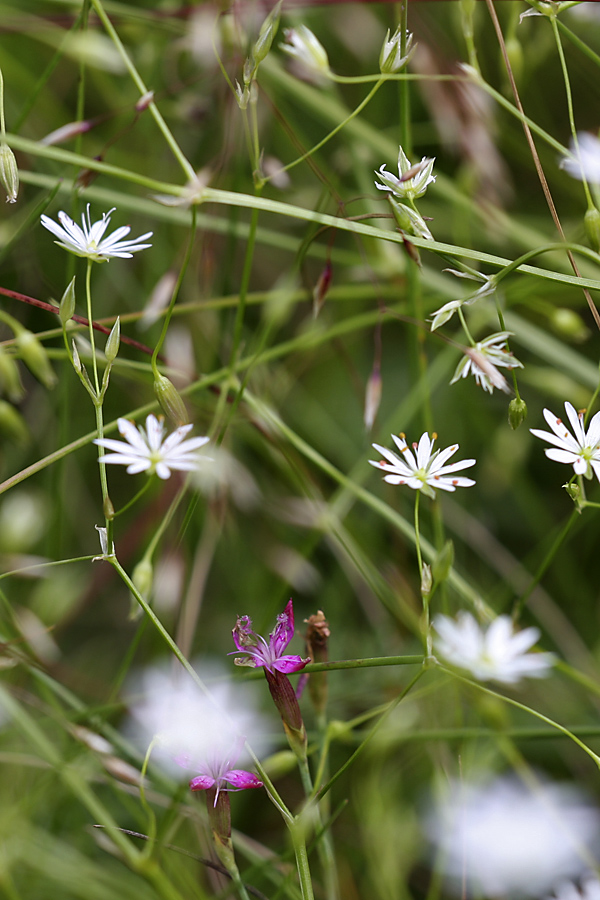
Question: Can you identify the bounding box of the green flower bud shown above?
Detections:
[0,142,18,204]
[550,307,589,342]
[130,557,153,621]
[585,206,600,252]
[504,37,523,84]
[251,0,281,68]
[0,400,28,445]
[0,346,24,402]
[431,540,455,585]
[59,277,76,326]
[16,330,56,388]
[421,562,432,597]
[104,317,120,363]
[563,481,581,506]
[154,373,188,426]
[508,397,528,430]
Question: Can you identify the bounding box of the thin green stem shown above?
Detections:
[551,16,594,209]
[88,0,195,181]
[512,509,580,621]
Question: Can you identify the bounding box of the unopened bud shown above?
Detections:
[235,81,250,110]
[0,346,24,402]
[243,56,255,86]
[252,0,281,69]
[130,556,153,621]
[154,373,188,426]
[0,400,28,445]
[71,340,82,373]
[364,366,382,432]
[305,610,330,716]
[16,330,56,388]
[380,27,414,74]
[421,562,432,597]
[504,37,523,84]
[135,91,154,112]
[431,540,454,584]
[40,120,91,146]
[104,317,120,363]
[508,396,528,430]
[563,481,581,506]
[585,206,600,252]
[103,495,115,521]
[0,143,18,203]
[280,26,330,80]
[59,277,76,326]
[313,261,332,317]
[550,307,589,342]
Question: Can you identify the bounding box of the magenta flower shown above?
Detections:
[231,600,310,675]
[185,744,263,803]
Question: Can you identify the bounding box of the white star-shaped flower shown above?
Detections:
[374,145,436,201]
[450,331,523,394]
[434,611,555,684]
[530,401,600,481]
[41,204,152,262]
[549,875,600,900]
[94,414,210,480]
[369,431,476,499]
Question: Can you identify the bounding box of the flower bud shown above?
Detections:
[0,142,18,203]
[504,36,523,84]
[59,277,76,326]
[563,481,581,506]
[508,397,528,430]
[312,260,332,318]
[104,317,120,363]
[305,610,330,716]
[0,400,28,445]
[252,0,281,69]
[388,196,433,240]
[71,340,82,374]
[364,365,382,432]
[0,346,24,402]
[154,373,188,426]
[431,540,454,585]
[135,91,154,113]
[16,330,57,388]
[421,562,432,598]
[130,556,153,621]
[103,495,115,521]
[585,206,600,251]
[550,307,589,342]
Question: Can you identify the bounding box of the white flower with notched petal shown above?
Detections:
[425,773,600,898]
[531,401,600,481]
[375,145,436,202]
[450,331,523,394]
[95,414,210,480]
[369,432,475,499]
[434,611,555,683]
[561,132,600,183]
[41,204,152,262]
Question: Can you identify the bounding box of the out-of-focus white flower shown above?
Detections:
[375,146,436,201]
[369,432,476,499]
[450,331,523,394]
[95,414,210,480]
[548,875,600,900]
[280,26,329,79]
[562,133,600,183]
[425,774,600,898]
[41,205,152,262]
[530,401,600,481]
[125,662,271,784]
[191,444,260,510]
[434,611,555,683]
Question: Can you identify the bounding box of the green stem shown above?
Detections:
[289,820,315,900]
[551,16,594,209]
[512,509,580,621]
[88,0,195,182]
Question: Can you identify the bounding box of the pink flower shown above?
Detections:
[182,740,263,803]
[231,600,309,675]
